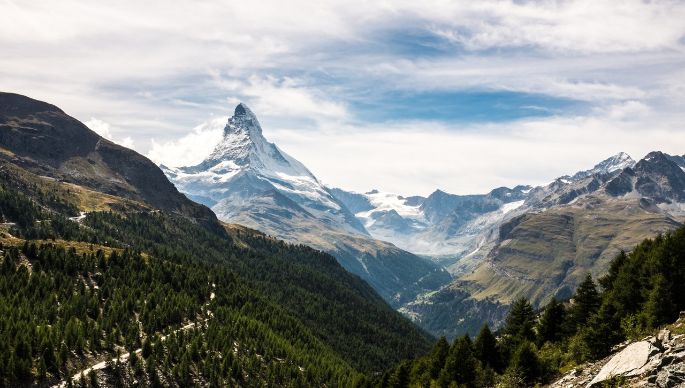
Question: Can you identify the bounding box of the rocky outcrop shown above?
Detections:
[550,312,685,387]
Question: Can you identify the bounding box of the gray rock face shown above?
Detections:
[550,313,685,388]
[589,341,659,386]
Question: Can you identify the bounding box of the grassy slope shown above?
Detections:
[462,195,682,307]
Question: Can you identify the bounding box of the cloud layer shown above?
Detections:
[2,0,684,194]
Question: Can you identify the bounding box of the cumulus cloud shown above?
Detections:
[3,0,685,194]
[85,118,135,149]
[147,117,226,167]
[211,74,348,121]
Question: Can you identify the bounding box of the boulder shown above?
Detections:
[589,341,659,386]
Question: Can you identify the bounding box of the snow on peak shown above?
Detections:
[189,103,315,182]
[597,152,635,173]
[568,152,635,181]
[226,103,261,136]
[164,103,354,227]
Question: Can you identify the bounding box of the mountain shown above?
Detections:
[386,224,685,387]
[0,93,436,386]
[163,103,450,305]
[331,153,639,274]
[330,185,532,274]
[0,92,221,233]
[400,152,685,338]
[163,103,366,235]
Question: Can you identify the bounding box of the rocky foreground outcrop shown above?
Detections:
[551,312,685,387]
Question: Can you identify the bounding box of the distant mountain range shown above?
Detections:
[162,104,450,306]
[401,151,685,337]
[161,102,685,338]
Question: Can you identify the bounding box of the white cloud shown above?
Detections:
[147,116,226,167]
[212,74,348,121]
[266,106,685,195]
[3,0,685,195]
[422,0,685,53]
[85,118,135,149]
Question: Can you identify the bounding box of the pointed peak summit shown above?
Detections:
[233,102,256,119]
[597,152,635,170]
[224,103,262,137]
[607,151,634,163]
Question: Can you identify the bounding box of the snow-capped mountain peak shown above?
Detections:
[229,102,260,133]
[570,152,635,180]
[163,103,365,234]
[196,103,309,177]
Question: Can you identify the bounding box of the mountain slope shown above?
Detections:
[0,93,436,385]
[163,104,450,305]
[0,92,221,233]
[401,152,685,338]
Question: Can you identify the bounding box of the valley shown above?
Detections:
[1,92,684,387]
[160,101,685,339]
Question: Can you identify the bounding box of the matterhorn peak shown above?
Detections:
[234,102,253,117]
[224,102,262,138]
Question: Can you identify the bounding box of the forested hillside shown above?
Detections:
[0,147,432,385]
[382,225,685,387]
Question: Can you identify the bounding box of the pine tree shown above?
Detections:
[536,298,566,345]
[599,251,627,291]
[388,361,410,388]
[473,325,500,372]
[504,298,536,342]
[583,303,621,360]
[142,338,153,359]
[439,335,477,387]
[509,341,540,386]
[568,274,600,330]
[642,274,675,329]
[429,337,449,379]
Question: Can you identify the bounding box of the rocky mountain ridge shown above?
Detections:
[400,151,685,338]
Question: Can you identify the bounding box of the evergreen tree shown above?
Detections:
[142,338,153,359]
[429,337,450,379]
[508,341,540,386]
[599,251,627,292]
[473,325,500,372]
[503,298,535,342]
[536,297,566,345]
[582,303,621,360]
[568,274,600,330]
[388,361,410,388]
[642,274,675,329]
[439,335,478,387]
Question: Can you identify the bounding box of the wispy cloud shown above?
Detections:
[2,0,684,194]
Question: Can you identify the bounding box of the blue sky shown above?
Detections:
[2,0,685,195]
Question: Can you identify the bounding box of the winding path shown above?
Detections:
[53,288,215,387]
